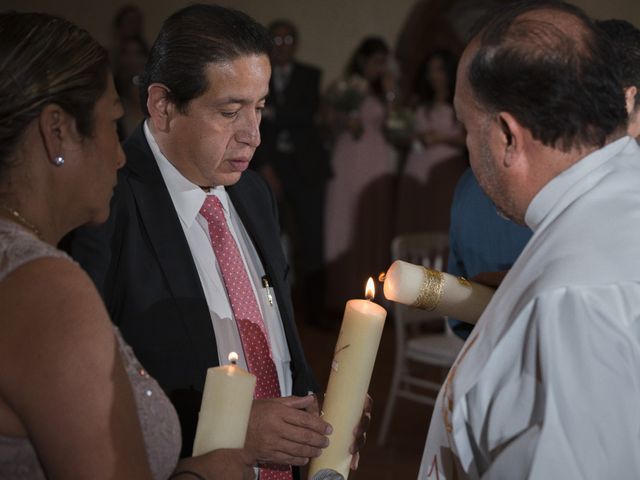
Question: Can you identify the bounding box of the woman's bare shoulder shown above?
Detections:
[0,255,116,392]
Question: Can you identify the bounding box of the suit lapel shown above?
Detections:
[227,177,286,282]
[124,126,219,370]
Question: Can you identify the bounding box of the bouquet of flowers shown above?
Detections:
[384,105,415,148]
[323,75,369,140]
[325,74,368,113]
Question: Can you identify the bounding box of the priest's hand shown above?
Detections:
[349,393,372,470]
[470,270,509,289]
[245,395,331,467]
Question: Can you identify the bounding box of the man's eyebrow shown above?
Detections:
[216,97,249,105]
[215,94,269,105]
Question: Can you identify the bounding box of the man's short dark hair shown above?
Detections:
[139,4,271,116]
[597,19,640,110]
[467,0,627,152]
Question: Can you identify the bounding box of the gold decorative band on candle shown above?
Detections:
[412,267,445,311]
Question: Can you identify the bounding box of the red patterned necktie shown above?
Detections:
[200,195,292,480]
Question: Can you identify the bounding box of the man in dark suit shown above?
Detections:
[252,20,330,327]
[67,5,334,477]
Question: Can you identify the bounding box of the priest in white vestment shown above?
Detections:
[419,2,640,479]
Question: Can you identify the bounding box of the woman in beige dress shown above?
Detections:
[0,12,252,479]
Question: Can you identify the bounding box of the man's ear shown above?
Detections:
[38,103,72,166]
[147,83,175,132]
[625,86,637,115]
[497,111,525,168]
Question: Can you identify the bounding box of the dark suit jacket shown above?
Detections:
[252,61,330,184]
[68,124,317,457]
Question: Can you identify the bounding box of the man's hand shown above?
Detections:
[349,394,372,470]
[245,395,331,467]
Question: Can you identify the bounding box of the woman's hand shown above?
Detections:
[174,448,255,480]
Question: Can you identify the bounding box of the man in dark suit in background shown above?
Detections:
[67,5,333,478]
[252,19,330,327]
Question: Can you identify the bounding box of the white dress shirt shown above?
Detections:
[272,63,293,94]
[144,121,292,396]
[421,137,640,479]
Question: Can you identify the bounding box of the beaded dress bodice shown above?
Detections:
[0,219,181,479]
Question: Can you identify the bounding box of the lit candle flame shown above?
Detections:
[365,277,375,300]
[228,352,239,365]
[378,271,386,283]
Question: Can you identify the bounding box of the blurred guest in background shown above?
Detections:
[323,36,397,310]
[394,0,512,96]
[395,48,467,235]
[112,4,147,47]
[112,35,148,139]
[110,5,149,140]
[252,19,330,327]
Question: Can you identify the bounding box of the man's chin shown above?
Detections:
[493,202,526,226]
[214,171,243,187]
[85,209,111,227]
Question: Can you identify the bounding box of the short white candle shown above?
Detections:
[383,260,494,324]
[192,352,256,455]
[308,278,386,479]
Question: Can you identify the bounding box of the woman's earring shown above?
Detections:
[54,156,65,166]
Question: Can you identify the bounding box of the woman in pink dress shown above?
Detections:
[396,49,467,235]
[324,37,397,310]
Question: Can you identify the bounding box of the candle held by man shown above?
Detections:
[382,260,494,324]
[192,352,256,455]
[308,278,386,479]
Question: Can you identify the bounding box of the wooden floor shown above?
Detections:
[296,308,439,480]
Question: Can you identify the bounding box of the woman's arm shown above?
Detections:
[0,257,153,479]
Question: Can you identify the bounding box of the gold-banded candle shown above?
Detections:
[308,278,386,479]
[192,352,256,455]
[382,260,494,324]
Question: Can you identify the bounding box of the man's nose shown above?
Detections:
[236,110,261,148]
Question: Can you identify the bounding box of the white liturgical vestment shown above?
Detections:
[420,137,640,479]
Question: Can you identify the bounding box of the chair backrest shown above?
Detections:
[390,232,450,335]
[391,232,449,271]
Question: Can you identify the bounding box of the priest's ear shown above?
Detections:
[146,83,175,132]
[624,86,638,115]
[497,111,525,168]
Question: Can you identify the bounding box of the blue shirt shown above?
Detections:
[447,168,533,339]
